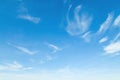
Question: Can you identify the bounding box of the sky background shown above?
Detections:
[0,0,120,80]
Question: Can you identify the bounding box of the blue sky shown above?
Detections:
[0,0,120,80]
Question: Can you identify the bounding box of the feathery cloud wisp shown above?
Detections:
[7,42,38,55]
[113,15,120,27]
[103,33,120,55]
[18,14,40,24]
[45,42,61,53]
[0,61,32,71]
[17,0,40,24]
[81,31,91,42]
[99,37,108,43]
[16,46,38,55]
[104,41,120,55]
[112,33,120,42]
[66,5,92,36]
[97,13,114,34]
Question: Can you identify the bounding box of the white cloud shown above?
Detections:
[112,33,120,42]
[16,46,38,55]
[104,41,120,55]
[97,13,114,34]
[18,14,40,24]
[99,37,108,43]
[17,0,40,24]
[45,42,61,53]
[7,42,38,55]
[113,15,120,27]
[66,5,92,36]
[81,31,91,42]
[102,33,120,56]
[0,61,32,71]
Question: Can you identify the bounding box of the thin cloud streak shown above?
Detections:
[102,33,120,56]
[18,14,40,24]
[99,37,108,43]
[112,33,120,42]
[17,0,40,24]
[0,61,32,71]
[45,42,61,53]
[104,41,120,55]
[97,13,114,34]
[7,42,38,55]
[81,31,91,42]
[113,15,120,27]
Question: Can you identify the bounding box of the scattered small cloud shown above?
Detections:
[113,15,120,27]
[66,5,92,36]
[7,42,38,55]
[99,37,108,43]
[104,41,120,55]
[97,13,114,34]
[18,14,40,24]
[0,61,32,71]
[45,42,62,53]
[81,31,91,42]
[17,0,40,24]
[112,33,120,42]
[101,33,120,56]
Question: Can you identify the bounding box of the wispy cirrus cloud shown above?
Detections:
[99,37,108,43]
[103,33,120,55]
[7,42,38,55]
[45,42,62,53]
[104,41,120,55]
[18,14,40,24]
[66,5,92,36]
[17,0,40,24]
[113,15,120,27]
[112,33,120,42]
[81,31,91,42]
[97,13,114,34]
[0,61,32,71]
